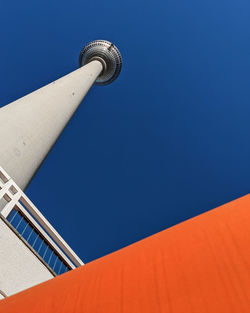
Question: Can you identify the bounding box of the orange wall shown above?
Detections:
[1,194,250,313]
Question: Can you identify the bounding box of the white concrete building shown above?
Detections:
[0,166,83,298]
[0,40,122,298]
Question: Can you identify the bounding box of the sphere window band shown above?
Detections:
[79,40,122,86]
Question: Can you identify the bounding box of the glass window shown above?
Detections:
[7,208,71,275]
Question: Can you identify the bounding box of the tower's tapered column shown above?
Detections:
[0,40,122,190]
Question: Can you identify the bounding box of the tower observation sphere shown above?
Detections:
[79,40,122,86]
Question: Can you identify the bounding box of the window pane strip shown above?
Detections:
[21,222,29,236]
[6,208,71,275]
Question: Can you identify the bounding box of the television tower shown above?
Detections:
[0,40,122,298]
[0,40,122,190]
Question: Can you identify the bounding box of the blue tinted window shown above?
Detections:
[7,208,71,275]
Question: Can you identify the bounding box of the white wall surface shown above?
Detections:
[0,218,53,297]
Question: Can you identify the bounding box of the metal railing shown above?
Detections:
[0,167,84,275]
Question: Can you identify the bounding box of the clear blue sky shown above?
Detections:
[0,0,250,262]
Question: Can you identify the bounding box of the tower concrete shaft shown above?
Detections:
[0,60,103,190]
